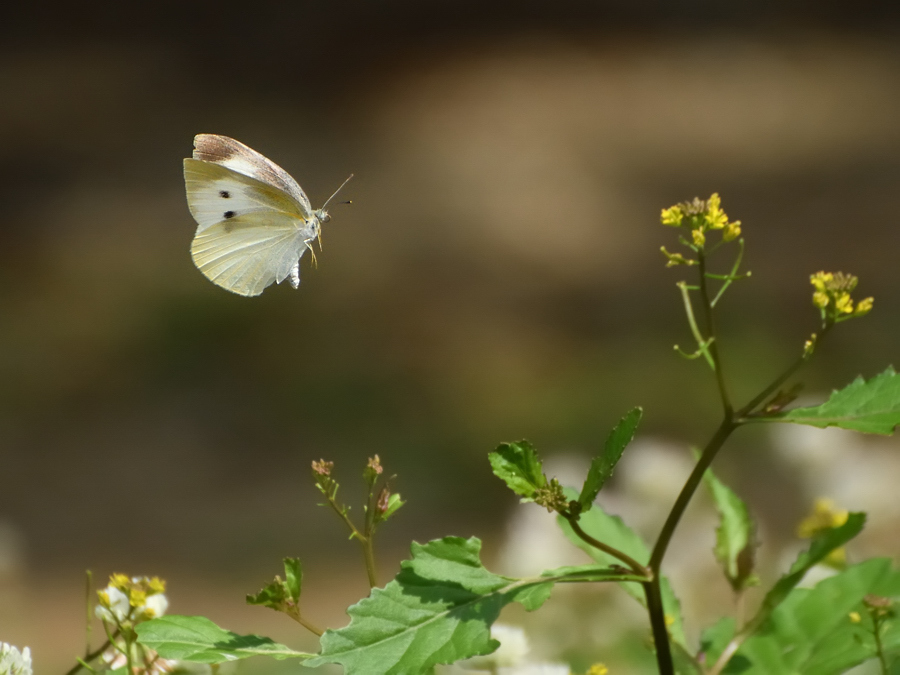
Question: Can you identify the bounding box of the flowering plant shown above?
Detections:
[55,195,900,675]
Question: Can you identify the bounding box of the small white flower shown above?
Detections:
[140,592,169,619]
[0,643,32,675]
[459,624,530,670]
[95,585,130,623]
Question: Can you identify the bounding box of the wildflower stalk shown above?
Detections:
[645,205,860,673]
[324,493,379,588]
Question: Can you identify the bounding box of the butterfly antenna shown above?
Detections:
[321,174,354,210]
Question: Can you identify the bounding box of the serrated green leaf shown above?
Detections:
[489,441,547,500]
[578,407,642,509]
[755,367,900,435]
[135,615,312,663]
[731,558,900,674]
[556,489,687,648]
[710,514,869,673]
[703,466,756,592]
[306,536,552,675]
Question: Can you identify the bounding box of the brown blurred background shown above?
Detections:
[1,1,899,671]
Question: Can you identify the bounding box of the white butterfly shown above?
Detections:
[183,134,351,296]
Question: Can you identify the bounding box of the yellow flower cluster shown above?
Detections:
[659,193,741,250]
[809,272,873,322]
[797,498,849,568]
[797,498,849,538]
[586,665,609,675]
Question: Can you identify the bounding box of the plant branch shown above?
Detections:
[677,282,715,370]
[736,324,833,418]
[288,611,325,637]
[710,239,745,308]
[563,514,650,579]
[64,636,116,675]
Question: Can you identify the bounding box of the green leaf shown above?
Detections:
[135,615,312,663]
[731,558,900,674]
[556,490,687,648]
[381,492,405,521]
[246,557,302,611]
[306,536,552,675]
[703,465,757,592]
[578,407,642,509]
[759,512,865,620]
[489,441,547,500]
[697,617,736,665]
[755,367,900,435]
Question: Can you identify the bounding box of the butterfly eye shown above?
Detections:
[320,211,331,224]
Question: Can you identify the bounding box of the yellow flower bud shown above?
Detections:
[855,297,874,316]
[130,589,147,608]
[660,205,684,227]
[848,611,862,623]
[148,577,166,595]
[587,665,609,675]
[691,229,706,247]
[810,272,833,292]
[704,193,729,230]
[723,220,741,242]
[110,573,130,590]
[812,291,830,309]
[835,293,854,314]
[797,498,848,538]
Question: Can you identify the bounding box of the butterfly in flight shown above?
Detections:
[184,134,351,296]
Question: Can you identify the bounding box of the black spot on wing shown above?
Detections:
[219,190,231,198]
[224,210,235,219]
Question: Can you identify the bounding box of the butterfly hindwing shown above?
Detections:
[190,211,314,297]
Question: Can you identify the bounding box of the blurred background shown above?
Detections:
[1,1,899,671]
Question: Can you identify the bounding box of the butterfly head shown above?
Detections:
[315,208,331,224]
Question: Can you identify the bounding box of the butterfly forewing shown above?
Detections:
[192,134,313,217]
[184,159,308,233]
[190,212,312,297]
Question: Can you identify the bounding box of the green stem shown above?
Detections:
[677,281,715,370]
[325,495,377,587]
[873,614,889,675]
[63,637,115,675]
[564,515,651,579]
[698,252,732,415]
[644,579,673,675]
[710,239,745,308]
[289,611,325,637]
[362,536,378,588]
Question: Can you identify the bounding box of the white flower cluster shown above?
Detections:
[0,643,32,675]
[95,574,169,625]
